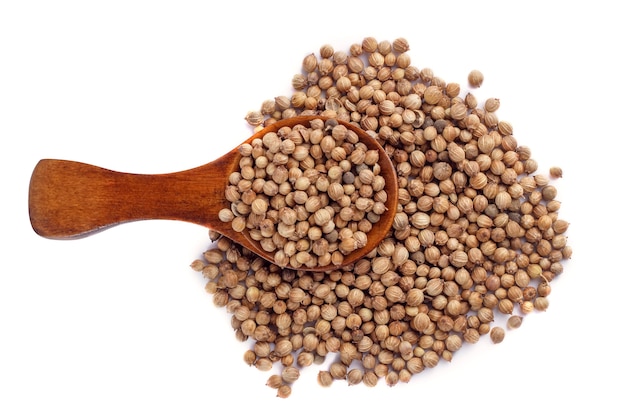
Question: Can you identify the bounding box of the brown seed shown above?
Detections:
[549,166,563,178]
[484,97,500,112]
[317,370,333,387]
[468,69,484,87]
[347,368,364,385]
[281,366,300,384]
[276,385,292,398]
[392,37,410,52]
[490,326,505,344]
[192,37,572,396]
[245,110,264,126]
[507,315,523,330]
[534,296,550,311]
[266,374,283,389]
[362,371,379,387]
[255,358,273,372]
[445,334,463,352]
[362,37,378,53]
[422,351,440,368]
[542,185,558,201]
[329,362,348,380]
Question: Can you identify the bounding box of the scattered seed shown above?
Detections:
[468,69,484,87]
[490,326,506,344]
[192,36,571,398]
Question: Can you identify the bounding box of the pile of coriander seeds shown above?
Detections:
[190,36,572,398]
[218,117,388,270]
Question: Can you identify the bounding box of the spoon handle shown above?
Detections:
[28,158,231,239]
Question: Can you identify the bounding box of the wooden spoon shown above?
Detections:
[28,115,398,271]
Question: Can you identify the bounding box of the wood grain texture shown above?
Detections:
[29,154,238,239]
[28,115,398,271]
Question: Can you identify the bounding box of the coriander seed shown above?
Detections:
[490,326,505,344]
[468,69,484,87]
[549,166,563,178]
[276,385,292,398]
[193,36,571,398]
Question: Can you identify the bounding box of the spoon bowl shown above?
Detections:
[29,115,398,271]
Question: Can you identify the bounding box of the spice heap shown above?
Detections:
[218,117,388,269]
[191,36,571,398]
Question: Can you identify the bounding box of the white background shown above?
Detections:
[1,1,624,416]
